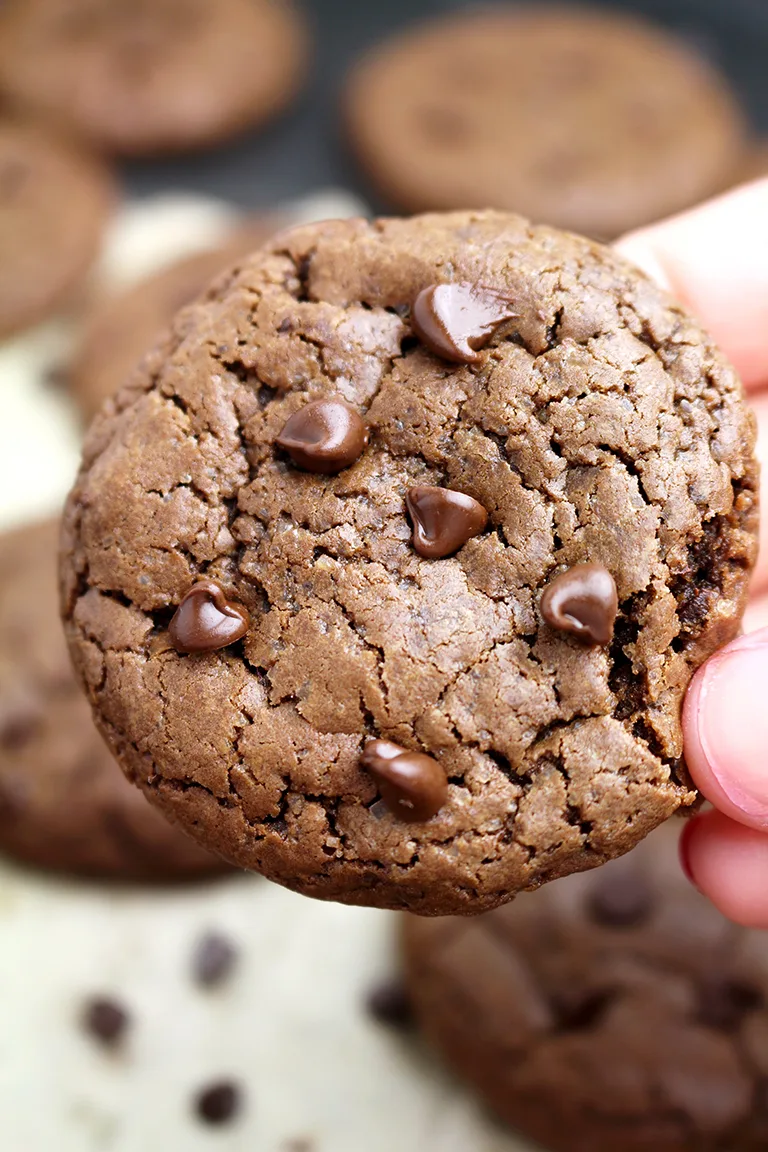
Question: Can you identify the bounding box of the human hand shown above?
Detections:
[617,178,768,927]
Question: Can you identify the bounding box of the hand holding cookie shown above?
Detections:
[619,178,768,928]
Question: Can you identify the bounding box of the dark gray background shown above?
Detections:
[121,0,768,211]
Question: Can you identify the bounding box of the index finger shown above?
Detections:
[617,179,768,391]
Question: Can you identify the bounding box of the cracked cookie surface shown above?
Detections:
[0,519,228,880]
[60,210,758,915]
[403,823,768,1151]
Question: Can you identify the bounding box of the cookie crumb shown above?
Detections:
[81,996,129,1049]
[366,978,413,1028]
[192,931,238,988]
[194,1080,242,1126]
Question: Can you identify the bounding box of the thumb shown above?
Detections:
[683,628,768,831]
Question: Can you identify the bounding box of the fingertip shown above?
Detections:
[679,809,768,929]
[683,629,768,832]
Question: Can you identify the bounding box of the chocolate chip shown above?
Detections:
[587,868,653,928]
[361,739,448,822]
[406,485,488,558]
[365,979,413,1029]
[411,282,517,364]
[540,563,618,646]
[169,581,249,654]
[276,398,368,474]
[81,996,129,1049]
[194,1080,242,1126]
[698,978,763,1032]
[192,931,238,988]
[556,989,613,1032]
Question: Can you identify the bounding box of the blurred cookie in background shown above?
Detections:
[740,142,768,183]
[403,822,768,1152]
[0,518,230,880]
[345,5,747,238]
[70,216,281,420]
[0,0,309,156]
[0,119,114,338]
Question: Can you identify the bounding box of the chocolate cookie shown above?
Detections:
[403,823,768,1152]
[0,119,114,337]
[0,0,308,156]
[741,143,768,184]
[0,519,228,880]
[345,6,746,238]
[71,218,280,420]
[60,211,758,915]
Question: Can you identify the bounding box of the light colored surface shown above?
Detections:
[0,191,528,1152]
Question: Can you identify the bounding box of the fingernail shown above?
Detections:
[692,631,768,822]
[678,818,701,889]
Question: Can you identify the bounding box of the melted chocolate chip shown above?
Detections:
[361,739,447,822]
[192,932,238,988]
[169,581,249,654]
[540,563,618,646]
[81,996,130,1049]
[194,1080,242,1126]
[587,868,653,928]
[366,979,414,1029]
[411,283,517,364]
[276,398,368,474]
[406,485,488,558]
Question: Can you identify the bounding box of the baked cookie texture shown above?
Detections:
[70,218,280,421]
[0,119,114,337]
[0,0,308,156]
[0,520,229,880]
[60,211,758,915]
[345,5,746,238]
[403,823,768,1152]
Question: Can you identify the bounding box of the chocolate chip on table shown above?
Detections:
[194,1080,243,1126]
[81,996,130,1049]
[169,581,249,654]
[411,282,517,364]
[540,563,618,646]
[361,740,448,822]
[276,398,368,473]
[365,979,414,1029]
[587,868,653,928]
[406,485,488,558]
[192,931,238,988]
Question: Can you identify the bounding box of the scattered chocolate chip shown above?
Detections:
[361,739,448,822]
[540,563,618,646]
[81,996,129,1049]
[587,868,653,928]
[698,978,763,1032]
[276,398,368,474]
[411,282,517,364]
[555,988,613,1032]
[406,485,488,558]
[194,1080,242,1126]
[169,581,249,654]
[192,931,238,988]
[366,979,413,1029]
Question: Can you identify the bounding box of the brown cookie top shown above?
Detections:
[0,519,228,881]
[345,6,747,237]
[0,0,309,156]
[0,119,114,337]
[403,824,768,1152]
[60,210,757,915]
[70,218,280,420]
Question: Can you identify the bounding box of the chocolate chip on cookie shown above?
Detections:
[345,7,747,237]
[0,520,229,880]
[0,0,309,156]
[403,823,768,1151]
[60,211,758,915]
